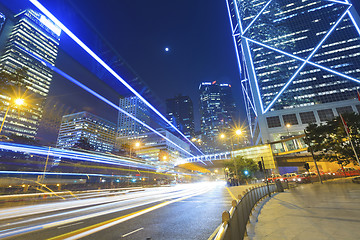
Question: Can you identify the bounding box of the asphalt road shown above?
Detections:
[0,181,232,240]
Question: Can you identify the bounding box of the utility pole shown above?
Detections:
[261,157,271,197]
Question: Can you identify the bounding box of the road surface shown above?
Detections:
[0,182,232,240]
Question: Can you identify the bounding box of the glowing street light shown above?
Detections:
[235,129,242,136]
[134,142,141,148]
[0,98,25,134]
[162,155,167,161]
[285,123,291,135]
[220,133,226,139]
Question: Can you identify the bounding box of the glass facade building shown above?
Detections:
[57,111,116,153]
[199,81,237,153]
[117,96,150,137]
[0,9,60,138]
[166,95,195,139]
[227,0,360,144]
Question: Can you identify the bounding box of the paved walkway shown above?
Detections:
[226,183,261,200]
[247,178,360,240]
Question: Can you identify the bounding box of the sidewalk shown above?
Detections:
[247,178,360,240]
[226,183,260,200]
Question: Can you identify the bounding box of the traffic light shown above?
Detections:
[258,161,263,172]
[304,162,310,171]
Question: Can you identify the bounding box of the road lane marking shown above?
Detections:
[57,222,83,229]
[226,187,237,200]
[121,227,144,237]
[48,188,213,240]
[0,189,203,239]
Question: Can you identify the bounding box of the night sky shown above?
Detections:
[1,0,360,144]
[62,0,243,126]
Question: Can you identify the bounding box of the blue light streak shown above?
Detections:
[28,0,204,155]
[0,170,129,178]
[18,45,196,159]
[0,142,156,170]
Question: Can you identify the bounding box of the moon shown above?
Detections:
[165,47,169,52]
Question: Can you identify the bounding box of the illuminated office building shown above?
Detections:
[132,128,191,163]
[199,81,237,153]
[227,0,360,144]
[57,111,116,153]
[0,9,61,138]
[166,95,195,138]
[117,96,150,137]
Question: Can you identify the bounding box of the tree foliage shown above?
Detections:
[224,155,258,180]
[305,112,360,166]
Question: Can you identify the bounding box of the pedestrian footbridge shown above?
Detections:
[176,134,310,170]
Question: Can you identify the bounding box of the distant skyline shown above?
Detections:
[1,0,360,144]
[1,0,242,130]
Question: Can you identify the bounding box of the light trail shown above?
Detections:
[28,0,204,156]
[0,170,129,178]
[16,44,200,162]
[0,183,216,239]
[0,142,156,170]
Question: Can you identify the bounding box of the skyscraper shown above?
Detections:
[117,96,150,137]
[199,81,237,153]
[57,111,116,153]
[0,9,61,138]
[166,95,195,138]
[227,0,360,144]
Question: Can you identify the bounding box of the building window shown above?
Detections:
[299,112,316,124]
[356,105,360,114]
[317,109,334,122]
[266,116,281,128]
[336,106,353,115]
[282,114,298,125]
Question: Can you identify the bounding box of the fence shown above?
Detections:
[213,183,283,240]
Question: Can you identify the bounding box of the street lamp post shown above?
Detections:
[0,98,25,134]
[220,129,244,184]
[128,141,140,186]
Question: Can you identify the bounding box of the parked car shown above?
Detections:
[337,167,360,177]
[296,172,317,183]
[296,173,311,183]
[266,174,281,183]
[281,173,298,182]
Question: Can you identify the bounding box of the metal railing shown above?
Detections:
[213,184,279,240]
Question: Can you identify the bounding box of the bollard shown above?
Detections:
[232,199,238,207]
[238,194,242,199]
[222,210,230,223]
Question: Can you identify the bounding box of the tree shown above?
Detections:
[305,112,360,166]
[224,155,258,181]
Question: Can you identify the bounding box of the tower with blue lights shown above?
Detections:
[227,0,360,144]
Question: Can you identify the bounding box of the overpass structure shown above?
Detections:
[178,134,311,171]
